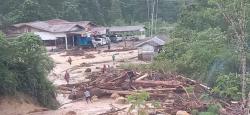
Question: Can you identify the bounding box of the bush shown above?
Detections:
[212,73,241,101]
[0,33,59,109]
[127,91,161,115]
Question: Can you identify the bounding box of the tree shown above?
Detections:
[0,32,59,109]
[20,0,41,22]
[109,0,123,24]
[61,0,82,21]
[209,0,249,113]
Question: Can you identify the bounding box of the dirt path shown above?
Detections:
[34,46,143,115]
[48,49,140,86]
[31,98,130,115]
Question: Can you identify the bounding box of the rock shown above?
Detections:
[90,88,109,97]
[85,54,95,58]
[65,111,77,115]
[68,91,83,100]
[114,97,127,104]
[92,95,98,102]
[85,68,91,72]
[121,82,130,90]
[219,108,227,115]
[110,93,120,99]
[80,63,92,67]
[176,111,190,115]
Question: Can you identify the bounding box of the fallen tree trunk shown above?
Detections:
[97,107,127,115]
[134,80,182,88]
[100,89,171,97]
[135,88,176,92]
[177,75,211,90]
[135,73,149,81]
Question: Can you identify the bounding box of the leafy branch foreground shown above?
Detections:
[0,33,59,109]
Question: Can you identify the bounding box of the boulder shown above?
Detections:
[68,91,83,100]
[92,95,98,102]
[85,68,91,72]
[65,111,77,115]
[176,111,190,115]
[219,108,227,115]
[110,93,120,99]
[90,88,109,97]
[114,97,127,104]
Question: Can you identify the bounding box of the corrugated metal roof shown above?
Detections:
[136,36,166,47]
[107,25,145,32]
[13,19,90,33]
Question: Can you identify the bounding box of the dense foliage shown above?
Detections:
[156,0,249,86]
[155,0,250,101]
[0,0,181,29]
[0,33,58,109]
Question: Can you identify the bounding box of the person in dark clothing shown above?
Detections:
[64,70,70,84]
[126,70,135,89]
[71,86,77,100]
[107,40,111,50]
[102,64,107,73]
[67,57,72,65]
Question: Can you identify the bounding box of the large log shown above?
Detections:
[177,75,211,90]
[100,89,171,97]
[134,80,182,88]
[135,73,149,81]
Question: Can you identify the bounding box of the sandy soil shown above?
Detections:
[0,94,46,115]
[30,98,130,115]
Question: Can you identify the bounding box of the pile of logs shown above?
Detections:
[57,69,211,114]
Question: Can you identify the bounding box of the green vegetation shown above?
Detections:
[0,0,181,29]
[0,32,59,109]
[127,91,160,115]
[194,103,221,115]
[212,73,241,101]
[155,0,250,103]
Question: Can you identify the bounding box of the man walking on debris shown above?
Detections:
[112,54,115,65]
[107,38,111,50]
[71,86,77,100]
[64,70,70,84]
[102,64,107,73]
[84,88,92,103]
[67,57,72,65]
[126,69,135,89]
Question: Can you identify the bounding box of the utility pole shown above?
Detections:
[154,0,159,34]
[150,0,155,37]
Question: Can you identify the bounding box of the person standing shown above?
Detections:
[84,88,92,103]
[67,57,72,65]
[102,64,107,73]
[127,70,135,89]
[107,38,111,50]
[108,42,111,50]
[71,86,77,100]
[112,54,115,65]
[64,70,70,84]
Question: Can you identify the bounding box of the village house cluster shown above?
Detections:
[5,19,168,61]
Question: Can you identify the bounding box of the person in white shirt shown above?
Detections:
[84,88,92,103]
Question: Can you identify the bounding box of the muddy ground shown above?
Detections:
[32,41,146,115]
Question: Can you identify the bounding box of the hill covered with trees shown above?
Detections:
[0,0,181,29]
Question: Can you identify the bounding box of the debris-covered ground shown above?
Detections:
[30,42,243,115]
